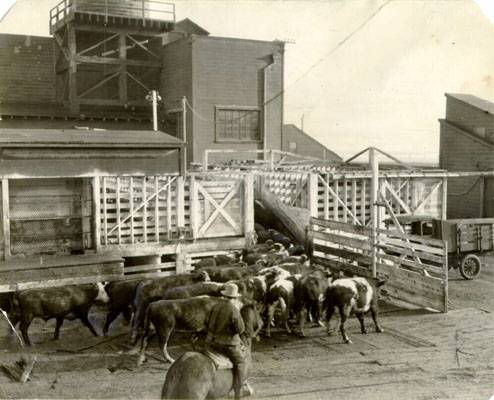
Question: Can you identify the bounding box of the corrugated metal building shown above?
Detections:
[439,93,494,218]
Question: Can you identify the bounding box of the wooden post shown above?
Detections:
[154,177,160,243]
[67,24,78,113]
[189,176,197,238]
[2,179,11,259]
[118,33,127,104]
[116,177,121,245]
[130,177,135,244]
[142,178,147,243]
[370,148,379,277]
[441,176,448,220]
[244,174,255,246]
[443,240,448,313]
[203,150,209,172]
[333,179,339,221]
[269,150,274,171]
[92,177,101,252]
[307,172,318,218]
[176,176,185,237]
[102,178,108,245]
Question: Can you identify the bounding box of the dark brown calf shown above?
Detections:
[16,283,109,345]
[131,271,210,343]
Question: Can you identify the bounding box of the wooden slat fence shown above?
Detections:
[310,217,448,312]
[317,173,446,226]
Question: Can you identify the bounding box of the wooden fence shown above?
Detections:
[258,171,447,225]
[310,217,448,312]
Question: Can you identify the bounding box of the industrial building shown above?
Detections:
[439,93,494,218]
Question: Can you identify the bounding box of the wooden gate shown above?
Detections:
[190,175,251,239]
[310,217,448,312]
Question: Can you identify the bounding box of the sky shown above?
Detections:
[0,0,493,164]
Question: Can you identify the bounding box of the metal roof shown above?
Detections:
[446,93,494,115]
[0,128,184,148]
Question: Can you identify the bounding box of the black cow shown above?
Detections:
[103,278,143,336]
[16,283,109,345]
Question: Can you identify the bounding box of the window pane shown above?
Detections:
[216,108,260,141]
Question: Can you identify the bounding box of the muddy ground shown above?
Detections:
[1,258,493,400]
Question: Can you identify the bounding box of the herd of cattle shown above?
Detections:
[0,225,387,366]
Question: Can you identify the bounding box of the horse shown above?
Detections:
[161,303,262,400]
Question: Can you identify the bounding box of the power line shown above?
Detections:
[267,0,393,109]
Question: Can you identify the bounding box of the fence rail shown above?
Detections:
[50,0,176,32]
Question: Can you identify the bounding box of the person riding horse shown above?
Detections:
[205,282,248,400]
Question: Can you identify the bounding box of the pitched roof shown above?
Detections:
[283,124,342,161]
[0,128,184,148]
[174,18,209,36]
[446,93,494,115]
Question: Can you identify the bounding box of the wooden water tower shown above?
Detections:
[49,0,175,113]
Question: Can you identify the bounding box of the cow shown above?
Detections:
[137,296,260,365]
[15,283,109,345]
[264,274,302,337]
[103,278,143,336]
[162,282,224,300]
[323,277,386,343]
[131,271,210,343]
[268,229,292,249]
[287,244,306,256]
[294,269,332,337]
[202,263,263,283]
[255,223,271,243]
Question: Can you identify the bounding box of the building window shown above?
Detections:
[215,107,260,142]
[289,141,297,153]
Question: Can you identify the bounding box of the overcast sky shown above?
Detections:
[0,0,493,164]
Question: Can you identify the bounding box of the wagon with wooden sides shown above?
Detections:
[385,215,494,280]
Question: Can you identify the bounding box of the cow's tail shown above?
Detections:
[130,283,145,344]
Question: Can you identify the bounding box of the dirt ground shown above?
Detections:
[1,257,493,400]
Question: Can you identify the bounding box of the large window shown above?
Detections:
[215,106,260,142]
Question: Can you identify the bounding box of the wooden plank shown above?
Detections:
[333,179,339,221]
[124,262,176,274]
[311,256,372,277]
[379,236,445,256]
[101,177,108,245]
[313,243,372,266]
[312,230,372,251]
[378,253,444,277]
[116,177,121,245]
[2,178,11,258]
[0,273,122,292]
[92,177,101,251]
[343,178,348,223]
[129,177,135,243]
[361,179,366,225]
[244,174,254,242]
[378,228,445,247]
[189,176,198,238]
[376,243,444,264]
[154,177,160,243]
[167,178,172,240]
[311,217,372,236]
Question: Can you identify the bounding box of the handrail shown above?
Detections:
[49,0,175,31]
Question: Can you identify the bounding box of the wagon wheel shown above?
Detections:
[459,254,481,280]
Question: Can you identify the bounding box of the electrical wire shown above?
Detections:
[448,176,483,196]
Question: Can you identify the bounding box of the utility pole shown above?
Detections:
[146,90,161,131]
[182,96,187,174]
[301,114,304,131]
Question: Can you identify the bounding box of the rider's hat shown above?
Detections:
[221,283,241,298]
